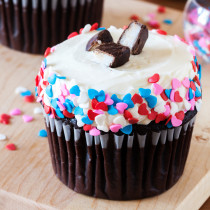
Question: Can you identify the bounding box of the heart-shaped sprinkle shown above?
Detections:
[94,110,104,115]
[0,134,7,141]
[110,124,122,133]
[68,32,78,39]
[131,93,143,104]
[164,105,171,116]
[91,98,98,109]
[44,105,51,114]
[22,115,33,123]
[189,99,195,110]
[0,114,11,124]
[171,116,182,127]
[174,91,183,102]
[182,77,190,88]
[74,107,84,115]
[48,73,57,85]
[90,22,99,31]
[70,85,80,96]
[46,85,53,97]
[148,73,160,83]
[184,100,191,111]
[83,124,92,131]
[170,90,175,101]
[59,95,65,104]
[24,95,35,103]
[104,94,114,105]
[128,117,138,124]
[139,88,151,98]
[194,75,201,86]
[165,89,172,99]
[89,127,100,136]
[5,143,16,151]
[189,88,194,100]
[55,109,64,118]
[38,129,47,137]
[51,108,56,118]
[120,125,133,135]
[88,89,98,100]
[116,102,128,114]
[124,110,133,120]
[108,105,118,115]
[20,90,32,97]
[146,95,157,108]
[51,98,59,109]
[61,84,70,96]
[148,109,157,120]
[123,93,132,101]
[153,83,163,95]
[42,80,49,86]
[190,81,196,91]
[82,116,93,125]
[96,90,106,102]
[175,111,185,120]
[160,90,168,101]
[138,103,149,115]
[156,29,167,35]
[57,101,66,111]
[111,94,122,106]
[191,60,196,72]
[44,47,51,57]
[172,78,181,90]
[124,99,134,109]
[113,116,127,127]
[63,110,74,118]
[195,88,201,98]
[10,108,21,116]
[15,86,27,94]
[155,113,166,123]
[87,110,99,120]
[95,102,108,111]
[95,114,106,126]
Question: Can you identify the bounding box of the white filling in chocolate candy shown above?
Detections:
[90,51,115,67]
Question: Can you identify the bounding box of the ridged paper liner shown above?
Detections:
[44,112,196,200]
[0,0,104,54]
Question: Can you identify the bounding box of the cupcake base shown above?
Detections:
[44,111,196,200]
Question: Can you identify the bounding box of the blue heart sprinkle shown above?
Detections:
[167,121,173,128]
[35,87,38,96]
[38,129,47,137]
[97,27,106,31]
[163,19,173,24]
[48,73,57,85]
[96,90,106,102]
[198,64,202,80]
[120,125,133,135]
[82,115,93,125]
[65,99,75,108]
[56,75,66,80]
[51,98,59,109]
[74,106,84,115]
[165,89,172,99]
[139,88,151,98]
[146,95,157,108]
[20,90,32,97]
[195,88,201,98]
[111,94,122,106]
[46,85,53,97]
[124,100,134,109]
[88,89,99,99]
[194,56,197,64]
[55,109,64,118]
[123,93,132,101]
[108,105,118,115]
[70,85,80,96]
[63,102,72,113]
[44,58,47,68]
[189,88,194,100]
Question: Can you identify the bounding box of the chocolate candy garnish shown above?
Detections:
[86,30,113,51]
[94,43,130,68]
[118,21,148,55]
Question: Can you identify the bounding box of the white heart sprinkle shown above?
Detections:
[95,115,106,126]
[77,92,89,104]
[33,107,43,115]
[113,116,127,127]
[196,99,202,111]
[15,86,27,94]
[184,100,191,111]
[0,134,7,141]
[82,24,91,34]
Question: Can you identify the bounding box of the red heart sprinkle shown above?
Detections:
[175,111,185,121]
[132,93,143,104]
[195,97,201,101]
[160,90,168,101]
[44,47,51,57]
[191,61,196,72]
[138,103,149,115]
[174,91,183,102]
[148,73,160,83]
[40,68,44,78]
[194,75,200,86]
[157,6,166,13]
[51,108,56,118]
[35,75,40,87]
[124,110,133,120]
[38,85,43,95]
[91,98,98,109]
[128,117,138,124]
[0,114,11,124]
[5,143,16,151]
[155,113,167,123]
[156,29,167,35]
[90,23,99,31]
[190,81,196,91]
[87,110,99,120]
[149,22,160,29]
[83,124,92,131]
[63,110,74,118]
[148,109,157,120]
[165,115,172,125]
[95,102,108,111]
[24,95,35,103]
[43,80,49,86]
[130,14,140,21]
[44,105,51,114]
[68,32,78,39]
[79,28,83,34]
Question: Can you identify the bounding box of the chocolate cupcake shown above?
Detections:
[35,22,202,200]
[0,0,104,54]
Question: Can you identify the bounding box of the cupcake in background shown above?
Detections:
[0,0,104,54]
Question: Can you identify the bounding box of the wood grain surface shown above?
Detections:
[0,0,209,209]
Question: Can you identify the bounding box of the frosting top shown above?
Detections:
[36,24,202,136]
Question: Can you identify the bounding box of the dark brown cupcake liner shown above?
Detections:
[43,111,196,200]
[0,0,104,54]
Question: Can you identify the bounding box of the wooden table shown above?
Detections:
[0,0,209,209]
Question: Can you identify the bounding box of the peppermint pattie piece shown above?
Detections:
[118,21,148,55]
[86,30,113,51]
[93,43,130,68]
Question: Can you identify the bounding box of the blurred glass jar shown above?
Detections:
[183,0,210,62]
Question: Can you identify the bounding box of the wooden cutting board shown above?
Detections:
[0,0,209,209]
